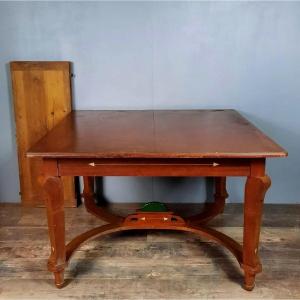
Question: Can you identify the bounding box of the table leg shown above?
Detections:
[243,175,271,290]
[187,177,228,225]
[83,176,123,223]
[214,177,228,213]
[44,176,66,288]
[83,176,94,196]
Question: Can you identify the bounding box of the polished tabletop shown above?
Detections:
[27,110,287,159]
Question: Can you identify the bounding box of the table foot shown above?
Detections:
[48,261,66,288]
[244,273,255,291]
[54,271,65,288]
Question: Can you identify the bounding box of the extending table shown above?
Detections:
[27,109,287,290]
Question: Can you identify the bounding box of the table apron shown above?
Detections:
[56,159,251,177]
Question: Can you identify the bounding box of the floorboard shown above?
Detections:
[0,203,299,299]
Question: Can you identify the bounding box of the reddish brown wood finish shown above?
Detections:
[242,175,271,290]
[214,177,228,213]
[28,110,287,159]
[43,175,66,288]
[123,211,186,227]
[82,176,123,224]
[65,221,244,269]
[58,158,251,176]
[187,177,228,225]
[31,110,287,290]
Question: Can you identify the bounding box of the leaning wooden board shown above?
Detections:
[10,61,76,207]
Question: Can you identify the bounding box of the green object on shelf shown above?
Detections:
[140,202,168,212]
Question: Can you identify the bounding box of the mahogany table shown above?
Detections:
[27,110,287,290]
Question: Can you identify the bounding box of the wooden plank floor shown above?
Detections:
[0,203,299,299]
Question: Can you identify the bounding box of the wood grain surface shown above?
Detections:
[27,110,287,159]
[10,61,76,207]
[0,203,299,299]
